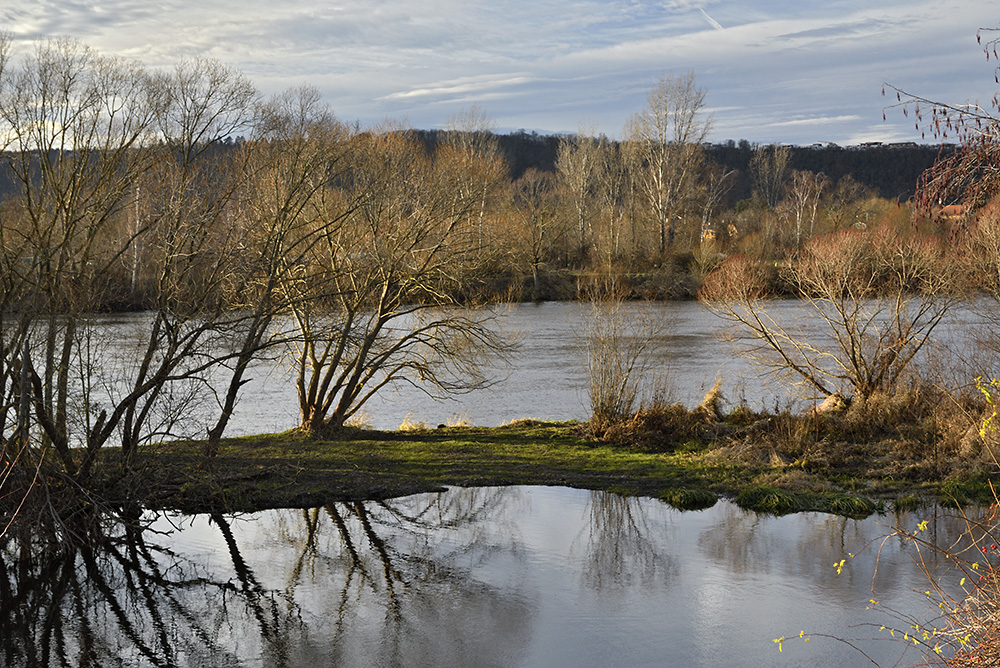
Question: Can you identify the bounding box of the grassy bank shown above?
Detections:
[89,412,1000,517]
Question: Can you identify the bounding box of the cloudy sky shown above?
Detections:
[2,0,996,144]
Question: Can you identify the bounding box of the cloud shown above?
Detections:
[380,75,533,102]
[0,0,993,144]
[764,115,863,128]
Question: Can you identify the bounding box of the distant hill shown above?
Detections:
[414,130,948,203]
[0,134,948,204]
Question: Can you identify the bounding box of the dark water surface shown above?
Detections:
[2,486,973,667]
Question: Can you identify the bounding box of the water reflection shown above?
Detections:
[0,487,982,667]
[578,491,677,590]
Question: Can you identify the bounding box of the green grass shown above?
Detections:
[82,420,999,517]
[735,485,802,515]
[659,488,718,510]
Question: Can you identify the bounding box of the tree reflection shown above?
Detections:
[697,503,972,609]
[0,487,531,668]
[265,487,529,667]
[0,506,295,668]
[577,491,677,590]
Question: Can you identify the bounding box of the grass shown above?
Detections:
[81,415,1000,517]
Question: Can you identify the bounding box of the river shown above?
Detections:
[212,298,986,434]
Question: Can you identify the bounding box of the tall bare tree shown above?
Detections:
[443,106,508,260]
[202,86,357,455]
[556,128,600,262]
[625,72,711,254]
[786,169,829,248]
[0,40,264,477]
[0,38,162,476]
[511,168,561,299]
[750,143,790,210]
[112,58,258,467]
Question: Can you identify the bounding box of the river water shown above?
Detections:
[2,486,978,668]
[214,298,986,434]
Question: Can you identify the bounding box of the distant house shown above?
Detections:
[936,204,968,221]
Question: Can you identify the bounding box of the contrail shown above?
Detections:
[699,7,724,30]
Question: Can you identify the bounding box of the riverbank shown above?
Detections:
[91,415,999,517]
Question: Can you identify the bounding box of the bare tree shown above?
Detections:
[0,40,267,479]
[750,143,790,211]
[592,138,636,268]
[443,105,508,260]
[511,169,561,299]
[289,127,513,434]
[556,128,600,261]
[698,161,736,245]
[625,72,711,254]
[0,38,163,476]
[202,86,357,455]
[111,58,258,467]
[700,226,963,403]
[786,169,829,247]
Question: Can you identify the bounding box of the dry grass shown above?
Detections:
[397,413,428,432]
[446,413,473,428]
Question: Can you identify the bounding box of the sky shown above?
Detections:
[1,0,997,145]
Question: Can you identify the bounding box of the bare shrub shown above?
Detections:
[700,225,963,404]
[585,291,664,430]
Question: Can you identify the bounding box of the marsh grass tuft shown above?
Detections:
[660,487,717,511]
[397,413,429,432]
[597,400,712,450]
[736,485,801,515]
[828,493,878,517]
[892,493,923,512]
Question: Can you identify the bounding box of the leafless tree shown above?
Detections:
[592,138,637,267]
[0,40,266,481]
[511,168,561,299]
[786,169,829,247]
[288,127,514,434]
[556,127,601,261]
[0,38,164,476]
[201,86,358,455]
[110,58,258,467]
[698,161,736,244]
[700,226,963,403]
[750,143,790,210]
[625,72,711,254]
[443,105,508,260]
